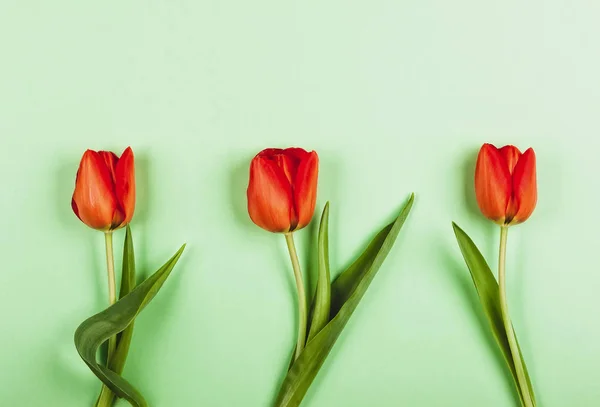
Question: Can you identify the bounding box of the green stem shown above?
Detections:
[105,232,117,357]
[284,232,307,361]
[95,232,117,407]
[95,383,115,407]
[498,226,533,407]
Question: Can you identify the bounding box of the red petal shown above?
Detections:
[71,199,81,221]
[274,153,299,185]
[71,150,117,230]
[247,155,294,233]
[98,151,119,184]
[499,145,522,174]
[111,208,126,229]
[474,144,511,224]
[114,147,136,228]
[293,151,319,230]
[510,148,537,224]
[257,148,285,159]
[281,147,310,161]
[258,148,309,163]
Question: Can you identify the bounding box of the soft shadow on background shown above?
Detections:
[55,158,80,227]
[461,146,480,220]
[229,154,254,232]
[44,332,92,401]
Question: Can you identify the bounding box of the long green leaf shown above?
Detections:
[111,224,137,374]
[95,226,138,406]
[330,223,391,316]
[452,222,536,406]
[75,244,186,407]
[274,194,414,407]
[307,202,331,342]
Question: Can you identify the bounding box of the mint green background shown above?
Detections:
[1,1,599,406]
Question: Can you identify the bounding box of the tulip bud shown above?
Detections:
[247,147,319,233]
[71,147,136,231]
[474,143,537,226]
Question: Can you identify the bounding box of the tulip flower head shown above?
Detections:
[71,147,136,231]
[247,147,319,233]
[474,143,537,226]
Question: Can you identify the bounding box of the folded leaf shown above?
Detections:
[274,194,414,407]
[75,244,186,407]
[307,203,331,342]
[452,222,535,406]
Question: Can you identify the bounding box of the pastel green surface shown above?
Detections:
[1,1,599,406]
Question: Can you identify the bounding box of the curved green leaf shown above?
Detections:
[275,194,414,407]
[75,244,186,407]
[307,202,331,342]
[452,222,536,406]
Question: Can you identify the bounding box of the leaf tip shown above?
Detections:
[404,193,415,211]
[320,201,331,224]
[452,221,464,233]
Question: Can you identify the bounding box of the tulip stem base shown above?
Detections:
[96,232,118,407]
[284,232,307,361]
[498,226,533,407]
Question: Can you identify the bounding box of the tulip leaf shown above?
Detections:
[111,224,137,374]
[452,222,536,406]
[95,225,138,407]
[274,193,414,407]
[307,202,331,342]
[330,223,390,317]
[75,244,186,407]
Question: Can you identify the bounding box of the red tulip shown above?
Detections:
[71,147,136,231]
[474,143,537,225]
[247,148,319,233]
